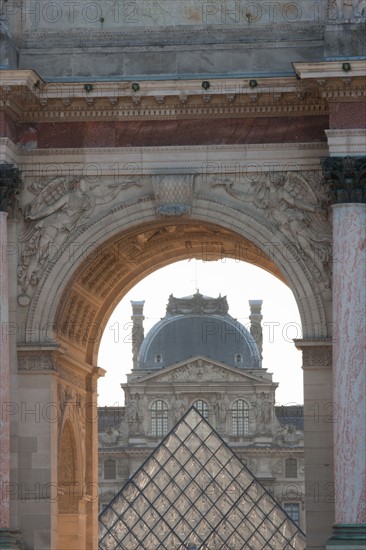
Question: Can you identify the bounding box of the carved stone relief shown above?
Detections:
[152,174,194,216]
[275,424,304,446]
[18,351,58,372]
[17,176,140,305]
[157,362,237,383]
[167,292,229,315]
[302,347,332,368]
[251,392,273,435]
[210,170,332,296]
[271,459,284,475]
[328,0,366,19]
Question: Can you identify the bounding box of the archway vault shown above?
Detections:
[55,219,285,365]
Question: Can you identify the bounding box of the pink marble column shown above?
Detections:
[0,165,21,542]
[0,210,10,528]
[332,202,366,525]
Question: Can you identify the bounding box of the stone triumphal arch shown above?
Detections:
[1,0,365,548]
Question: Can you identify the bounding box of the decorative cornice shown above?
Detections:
[3,141,328,175]
[325,129,366,156]
[0,70,330,122]
[0,163,22,213]
[293,61,366,80]
[321,156,366,204]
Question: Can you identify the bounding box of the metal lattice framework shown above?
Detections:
[99,408,306,549]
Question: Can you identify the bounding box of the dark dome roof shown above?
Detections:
[137,293,261,370]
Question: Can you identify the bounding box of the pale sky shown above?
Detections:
[97,259,304,406]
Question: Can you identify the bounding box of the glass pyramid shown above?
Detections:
[99,407,306,549]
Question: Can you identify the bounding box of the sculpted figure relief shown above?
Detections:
[253,172,332,295]
[17,176,139,304]
[276,423,303,446]
[210,170,332,294]
[330,0,365,18]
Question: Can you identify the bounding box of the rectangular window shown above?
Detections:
[284,502,300,526]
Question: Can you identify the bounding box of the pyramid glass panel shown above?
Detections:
[99,408,306,549]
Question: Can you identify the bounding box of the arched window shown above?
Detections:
[151,400,168,436]
[193,400,209,420]
[235,353,243,365]
[285,458,298,478]
[231,400,249,436]
[104,459,116,480]
[155,354,162,364]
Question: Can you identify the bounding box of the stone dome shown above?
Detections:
[136,293,262,370]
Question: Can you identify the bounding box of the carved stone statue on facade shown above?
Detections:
[127,394,145,435]
[214,395,227,426]
[252,392,271,434]
[329,0,365,19]
[173,395,186,421]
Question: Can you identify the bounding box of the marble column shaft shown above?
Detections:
[0,211,10,528]
[332,203,366,524]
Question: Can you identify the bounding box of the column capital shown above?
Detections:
[0,164,22,213]
[321,156,366,205]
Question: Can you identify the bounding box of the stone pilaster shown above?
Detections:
[295,339,334,549]
[321,156,366,547]
[0,165,21,540]
[130,301,145,369]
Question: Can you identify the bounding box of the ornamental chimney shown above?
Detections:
[249,300,263,358]
[131,301,145,369]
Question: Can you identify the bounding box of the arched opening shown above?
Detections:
[25,212,332,548]
[97,258,303,407]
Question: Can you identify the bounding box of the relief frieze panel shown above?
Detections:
[18,350,59,372]
[302,347,333,369]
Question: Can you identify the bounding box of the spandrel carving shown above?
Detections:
[210,170,332,295]
[17,176,140,305]
[254,172,332,292]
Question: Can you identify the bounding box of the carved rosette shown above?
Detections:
[321,156,366,204]
[152,174,194,216]
[0,164,22,213]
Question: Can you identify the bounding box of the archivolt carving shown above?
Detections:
[60,290,98,346]
[17,176,140,305]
